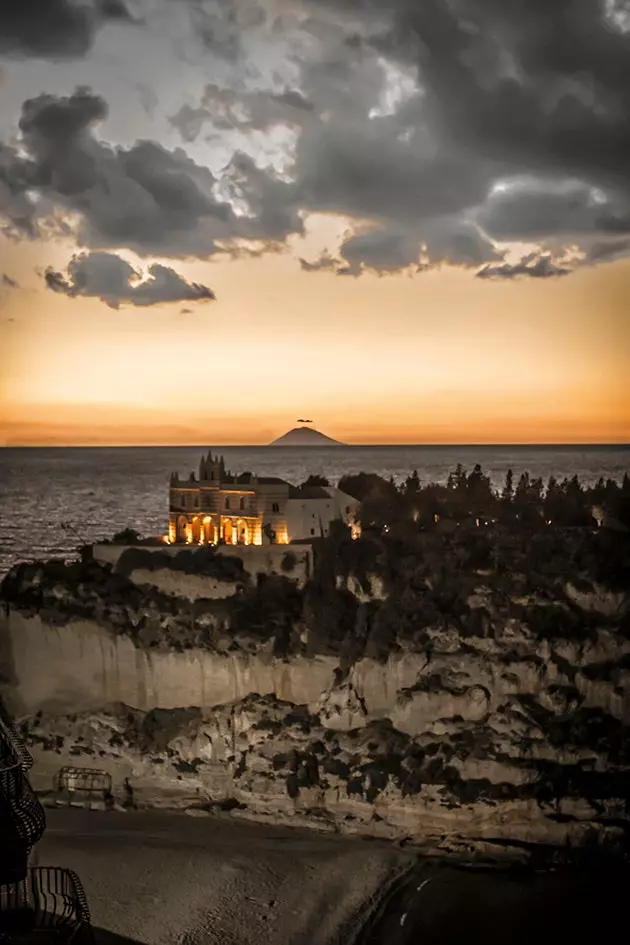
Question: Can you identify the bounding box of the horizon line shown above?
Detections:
[1,441,629,450]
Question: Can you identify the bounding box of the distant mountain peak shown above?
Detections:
[269,426,344,446]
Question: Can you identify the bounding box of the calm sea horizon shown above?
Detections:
[1,443,628,576]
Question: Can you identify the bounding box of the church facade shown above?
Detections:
[167,450,360,546]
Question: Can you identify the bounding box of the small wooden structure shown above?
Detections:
[53,767,112,810]
[0,867,94,944]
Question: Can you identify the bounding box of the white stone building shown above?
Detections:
[168,451,360,545]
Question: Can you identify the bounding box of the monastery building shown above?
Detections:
[168,451,360,545]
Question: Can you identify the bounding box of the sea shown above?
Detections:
[0,444,628,577]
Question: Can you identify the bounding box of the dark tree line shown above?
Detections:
[325,466,630,532]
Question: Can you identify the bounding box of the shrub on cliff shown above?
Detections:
[302,581,360,657]
[170,548,245,582]
[111,528,143,545]
[281,551,297,573]
[227,574,303,653]
[116,546,246,583]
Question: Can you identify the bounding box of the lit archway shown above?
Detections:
[177,516,188,542]
[202,516,213,544]
[191,516,201,543]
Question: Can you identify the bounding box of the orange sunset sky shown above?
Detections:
[1,2,629,447]
[2,227,628,446]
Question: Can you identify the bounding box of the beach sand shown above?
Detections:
[38,808,414,945]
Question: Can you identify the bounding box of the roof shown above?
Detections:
[258,477,291,485]
[288,485,330,499]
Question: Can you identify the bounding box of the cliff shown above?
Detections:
[2,527,629,864]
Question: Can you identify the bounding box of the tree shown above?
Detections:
[404,470,421,496]
[502,469,514,501]
[466,463,494,511]
[529,477,544,503]
[303,474,330,487]
[338,473,395,502]
[448,463,467,492]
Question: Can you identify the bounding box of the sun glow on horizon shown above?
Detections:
[1,234,629,447]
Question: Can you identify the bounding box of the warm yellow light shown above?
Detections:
[274,524,290,545]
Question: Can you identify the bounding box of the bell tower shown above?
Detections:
[199,449,224,483]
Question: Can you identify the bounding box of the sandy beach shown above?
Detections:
[37,808,415,945]
[36,807,630,945]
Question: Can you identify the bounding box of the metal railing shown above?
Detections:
[0,716,45,843]
[0,711,45,887]
[53,765,112,796]
[0,867,94,944]
[0,715,33,772]
[0,722,27,805]
[1,779,46,847]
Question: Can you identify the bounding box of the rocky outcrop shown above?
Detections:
[2,528,630,864]
[22,692,629,863]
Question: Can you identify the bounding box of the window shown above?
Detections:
[239,497,246,510]
[310,528,315,535]
[194,495,199,508]
[225,497,231,510]
[346,506,350,514]
[272,502,280,513]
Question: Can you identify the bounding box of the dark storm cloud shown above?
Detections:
[587,238,630,264]
[477,254,572,281]
[168,84,314,143]
[45,251,216,307]
[398,0,630,197]
[475,179,630,243]
[98,0,133,20]
[337,228,420,275]
[5,0,630,275]
[291,0,630,270]
[2,88,239,256]
[0,1,131,60]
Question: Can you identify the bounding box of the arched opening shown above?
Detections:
[236,519,249,544]
[222,518,234,544]
[177,516,188,542]
[202,516,213,544]
[191,516,201,543]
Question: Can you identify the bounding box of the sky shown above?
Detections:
[0,0,629,446]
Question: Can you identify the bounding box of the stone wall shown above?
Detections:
[92,543,312,592]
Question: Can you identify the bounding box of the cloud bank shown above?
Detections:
[2,0,630,279]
